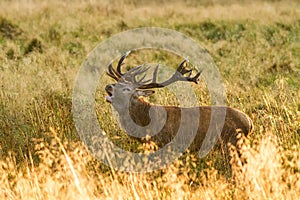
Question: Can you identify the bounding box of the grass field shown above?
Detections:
[0,0,300,199]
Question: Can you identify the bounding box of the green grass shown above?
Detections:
[0,0,300,199]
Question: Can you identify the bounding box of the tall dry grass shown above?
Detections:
[0,128,299,199]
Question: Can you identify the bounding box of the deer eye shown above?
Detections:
[122,88,131,92]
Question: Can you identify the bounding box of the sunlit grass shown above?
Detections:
[0,128,299,199]
[0,0,299,199]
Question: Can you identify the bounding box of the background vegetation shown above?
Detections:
[0,0,299,199]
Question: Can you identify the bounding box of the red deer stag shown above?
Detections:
[105,52,253,155]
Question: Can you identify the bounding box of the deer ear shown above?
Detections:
[137,90,155,97]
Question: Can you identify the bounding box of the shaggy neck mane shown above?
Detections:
[128,97,152,126]
[114,96,153,127]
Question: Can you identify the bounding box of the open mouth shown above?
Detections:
[105,85,113,103]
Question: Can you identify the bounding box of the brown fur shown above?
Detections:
[117,95,253,153]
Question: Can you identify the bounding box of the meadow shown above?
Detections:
[0,0,299,199]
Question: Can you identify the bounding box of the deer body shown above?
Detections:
[105,52,253,153]
[113,95,252,152]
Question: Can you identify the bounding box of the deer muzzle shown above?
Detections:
[105,84,114,103]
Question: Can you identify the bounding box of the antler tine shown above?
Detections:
[152,64,159,83]
[134,66,150,76]
[135,66,155,85]
[177,58,192,74]
[177,58,187,71]
[123,65,142,81]
[117,51,131,76]
[106,71,118,80]
[136,64,159,88]
[123,65,152,84]
[107,61,122,81]
[185,69,203,84]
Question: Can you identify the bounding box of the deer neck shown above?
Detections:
[115,96,152,127]
[130,97,152,126]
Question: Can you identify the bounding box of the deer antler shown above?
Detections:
[107,52,203,88]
